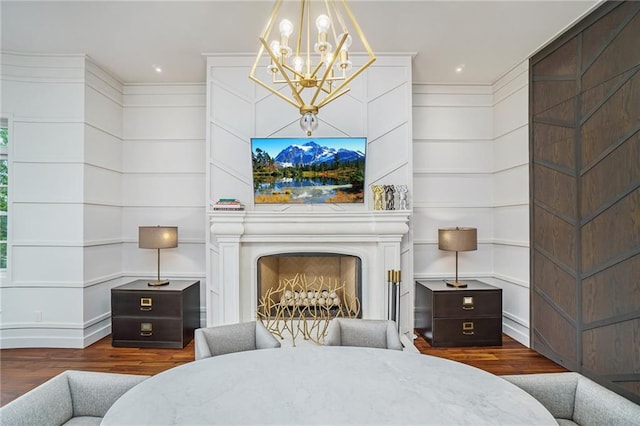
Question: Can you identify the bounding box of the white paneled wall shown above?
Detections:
[206,55,414,335]
[121,84,207,322]
[0,53,121,348]
[81,60,123,346]
[412,84,494,280]
[412,66,531,346]
[485,60,531,345]
[1,54,208,348]
[1,50,531,348]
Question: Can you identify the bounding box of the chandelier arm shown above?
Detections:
[318,82,334,96]
[309,33,346,107]
[311,64,334,106]
[249,75,301,109]
[280,62,305,81]
[332,33,347,61]
[333,0,349,33]
[306,0,311,75]
[325,0,340,43]
[317,56,375,108]
[341,0,375,56]
[261,38,306,107]
[249,45,266,82]
[250,0,282,86]
[261,0,284,39]
[309,61,324,80]
[307,85,324,111]
[295,0,305,58]
[316,88,351,109]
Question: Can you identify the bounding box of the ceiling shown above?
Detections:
[1,0,600,85]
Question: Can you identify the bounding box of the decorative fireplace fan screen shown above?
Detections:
[256,253,362,345]
[257,273,360,346]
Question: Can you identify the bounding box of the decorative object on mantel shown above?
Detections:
[396,185,408,210]
[257,274,360,346]
[138,226,178,286]
[387,270,401,331]
[211,198,245,211]
[438,227,477,288]
[372,185,408,211]
[249,0,375,136]
[371,185,384,210]
[384,185,396,210]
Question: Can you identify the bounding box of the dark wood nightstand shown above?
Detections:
[415,280,502,347]
[111,280,200,348]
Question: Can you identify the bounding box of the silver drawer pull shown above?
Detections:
[140,322,153,337]
[462,296,474,310]
[140,298,153,311]
[462,321,474,336]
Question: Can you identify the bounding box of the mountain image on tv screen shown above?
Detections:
[251,137,366,204]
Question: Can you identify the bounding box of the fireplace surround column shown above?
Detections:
[210,212,245,325]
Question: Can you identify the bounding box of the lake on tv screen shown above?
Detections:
[251,137,366,204]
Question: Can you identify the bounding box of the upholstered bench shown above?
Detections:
[502,372,640,426]
[0,370,148,425]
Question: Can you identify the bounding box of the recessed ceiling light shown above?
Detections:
[455,65,465,74]
[153,65,163,73]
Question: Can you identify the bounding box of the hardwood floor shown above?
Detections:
[1,332,566,407]
[413,332,566,376]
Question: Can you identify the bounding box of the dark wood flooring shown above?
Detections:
[1,332,566,407]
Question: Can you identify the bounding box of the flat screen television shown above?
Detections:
[251,137,366,204]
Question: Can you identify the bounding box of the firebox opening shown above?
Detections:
[257,253,362,318]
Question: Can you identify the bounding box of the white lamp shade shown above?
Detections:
[139,226,178,249]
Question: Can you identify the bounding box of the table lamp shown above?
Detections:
[438,227,477,288]
[139,226,178,286]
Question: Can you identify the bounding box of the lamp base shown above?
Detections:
[445,280,468,288]
[147,279,170,286]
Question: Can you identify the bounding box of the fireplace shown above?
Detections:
[208,210,411,334]
[257,253,362,318]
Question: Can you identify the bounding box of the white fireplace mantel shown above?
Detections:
[207,210,411,334]
[210,210,410,242]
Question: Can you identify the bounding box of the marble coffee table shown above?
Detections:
[102,346,556,425]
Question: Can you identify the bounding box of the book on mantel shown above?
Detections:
[212,198,245,211]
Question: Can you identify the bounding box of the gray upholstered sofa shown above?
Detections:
[0,370,148,425]
[502,372,640,426]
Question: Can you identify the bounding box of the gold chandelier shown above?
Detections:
[250,0,375,136]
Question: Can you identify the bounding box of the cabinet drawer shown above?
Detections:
[112,291,182,317]
[431,317,502,347]
[433,291,501,318]
[111,317,184,347]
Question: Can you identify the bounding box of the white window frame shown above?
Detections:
[0,116,9,277]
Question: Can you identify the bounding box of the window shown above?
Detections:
[0,120,7,269]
